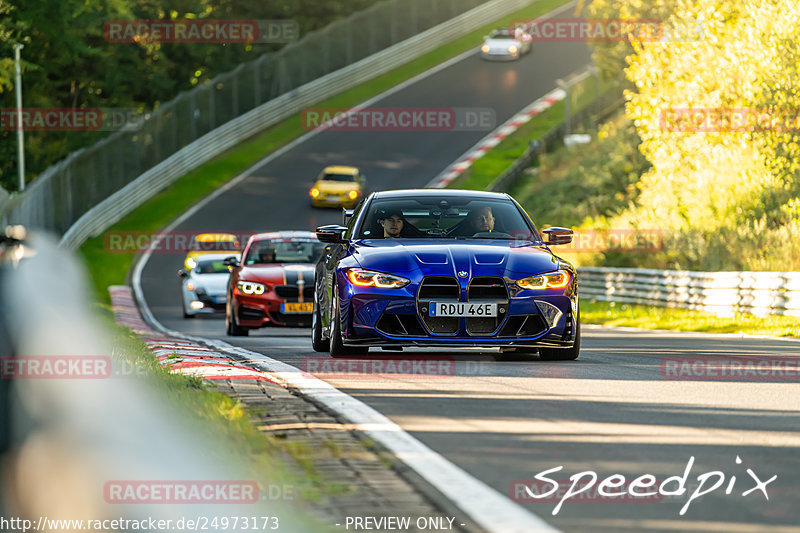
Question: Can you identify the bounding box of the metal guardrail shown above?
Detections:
[0,232,308,529]
[579,266,800,317]
[0,0,541,250]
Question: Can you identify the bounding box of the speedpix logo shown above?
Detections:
[513,456,776,515]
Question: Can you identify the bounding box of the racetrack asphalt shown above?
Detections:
[136,9,800,532]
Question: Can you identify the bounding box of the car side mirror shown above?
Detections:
[542,227,573,245]
[316,225,348,244]
[222,256,240,267]
[177,269,188,278]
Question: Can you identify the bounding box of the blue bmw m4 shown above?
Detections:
[312,189,579,360]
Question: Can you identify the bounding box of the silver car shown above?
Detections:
[178,252,240,318]
[480,28,532,60]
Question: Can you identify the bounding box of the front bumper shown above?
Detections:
[480,51,520,61]
[310,194,360,209]
[338,281,578,348]
[183,289,226,315]
[233,293,313,328]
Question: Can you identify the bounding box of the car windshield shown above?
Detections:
[245,239,326,265]
[357,197,540,240]
[489,30,514,39]
[322,173,356,182]
[194,259,230,274]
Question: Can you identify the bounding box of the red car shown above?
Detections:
[224,231,326,335]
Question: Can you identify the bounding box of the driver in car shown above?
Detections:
[452,206,495,236]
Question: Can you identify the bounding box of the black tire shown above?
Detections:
[225,299,248,336]
[329,285,368,358]
[311,301,329,352]
[538,319,580,361]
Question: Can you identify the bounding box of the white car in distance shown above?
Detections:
[178,252,240,318]
[480,27,532,60]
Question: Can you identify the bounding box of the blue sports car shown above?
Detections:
[312,189,579,360]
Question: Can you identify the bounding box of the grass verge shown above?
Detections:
[451,73,611,191]
[80,0,572,303]
[581,299,800,339]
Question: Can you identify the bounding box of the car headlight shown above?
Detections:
[481,44,490,53]
[346,268,410,289]
[517,270,571,290]
[186,256,197,269]
[347,190,358,200]
[508,45,518,54]
[310,187,320,198]
[237,280,266,295]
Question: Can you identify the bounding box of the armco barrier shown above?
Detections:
[579,266,800,317]
[0,0,543,251]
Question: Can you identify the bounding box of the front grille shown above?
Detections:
[275,286,298,298]
[466,316,499,334]
[274,286,314,301]
[419,276,460,334]
[418,276,459,300]
[376,313,426,336]
[466,277,508,334]
[468,277,508,300]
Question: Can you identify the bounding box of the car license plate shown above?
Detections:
[282,302,313,314]
[429,302,497,317]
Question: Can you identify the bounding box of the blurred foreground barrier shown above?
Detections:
[0,232,310,530]
[579,266,800,318]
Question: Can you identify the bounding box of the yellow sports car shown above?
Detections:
[309,165,366,208]
[184,233,241,271]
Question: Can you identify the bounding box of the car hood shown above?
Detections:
[238,263,315,284]
[483,38,522,50]
[351,239,563,278]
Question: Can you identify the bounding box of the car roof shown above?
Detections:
[371,189,511,200]
[322,165,359,174]
[248,230,318,242]
[193,252,240,262]
[193,232,238,242]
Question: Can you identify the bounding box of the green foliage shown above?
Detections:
[617,0,800,270]
[515,110,649,231]
[538,0,800,271]
[0,0,379,191]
